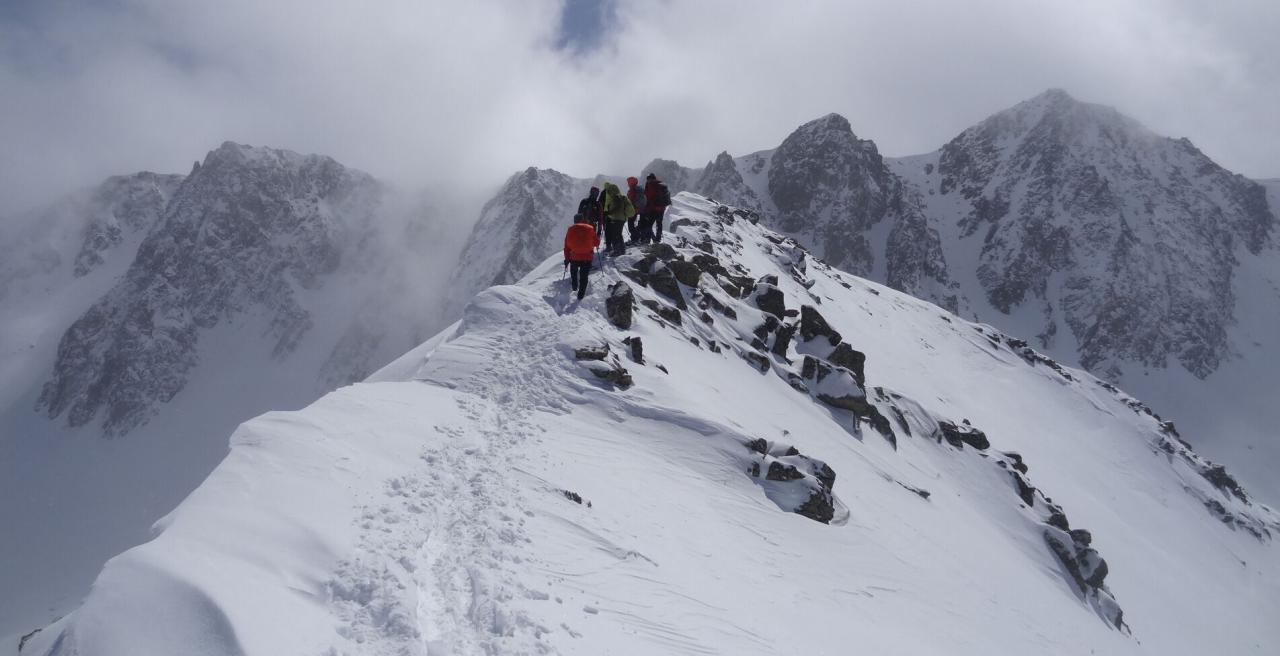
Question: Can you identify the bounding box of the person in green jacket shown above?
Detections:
[599,182,634,256]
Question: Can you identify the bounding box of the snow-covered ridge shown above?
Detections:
[454,88,1280,505]
[25,193,1278,655]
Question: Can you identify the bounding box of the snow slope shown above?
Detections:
[21,193,1278,655]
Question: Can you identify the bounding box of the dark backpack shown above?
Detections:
[656,183,672,207]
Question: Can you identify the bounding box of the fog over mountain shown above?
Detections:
[2,0,1277,218]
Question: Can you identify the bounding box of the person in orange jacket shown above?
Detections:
[563,213,600,300]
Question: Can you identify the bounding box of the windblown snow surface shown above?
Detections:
[20,194,1279,655]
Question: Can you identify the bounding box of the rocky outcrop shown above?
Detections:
[745,438,841,524]
[694,151,764,216]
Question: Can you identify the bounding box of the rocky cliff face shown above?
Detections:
[36,142,387,435]
[924,89,1273,377]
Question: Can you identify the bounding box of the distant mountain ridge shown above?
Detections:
[0,141,456,639]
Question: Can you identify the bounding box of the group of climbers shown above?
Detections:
[563,173,672,300]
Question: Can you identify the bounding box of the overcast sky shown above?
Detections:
[1,0,1276,215]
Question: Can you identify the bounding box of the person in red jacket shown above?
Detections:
[563,213,600,300]
[641,173,671,243]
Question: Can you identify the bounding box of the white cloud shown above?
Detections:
[1,0,1276,216]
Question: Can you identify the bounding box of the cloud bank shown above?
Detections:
[1,0,1276,215]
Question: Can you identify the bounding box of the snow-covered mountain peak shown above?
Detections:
[25,192,1279,655]
[639,158,697,192]
[204,140,319,168]
[769,112,887,222]
[799,111,854,134]
[925,90,1276,382]
[988,88,1150,142]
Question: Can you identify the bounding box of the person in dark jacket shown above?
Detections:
[564,213,600,300]
[642,173,671,243]
[577,187,603,236]
[625,176,647,244]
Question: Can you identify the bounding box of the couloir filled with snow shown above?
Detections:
[19,193,1278,655]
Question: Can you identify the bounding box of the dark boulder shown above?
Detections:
[795,489,836,524]
[623,336,644,364]
[589,363,633,389]
[937,420,990,450]
[1046,529,1106,593]
[743,351,771,372]
[701,292,737,319]
[827,343,865,386]
[766,461,805,482]
[1004,452,1029,474]
[1011,472,1036,506]
[689,253,727,276]
[1201,464,1248,503]
[801,355,833,382]
[605,283,634,329]
[668,260,703,287]
[799,305,842,345]
[752,316,779,342]
[633,255,658,274]
[772,323,796,356]
[648,267,688,309]
[573,344,609,361]
[888,406,912,436]
[646,242,680,262]
[717,273,756,299]
[640,299,682,325]
[800,457,836,491]
[753,283,786,318]
[899,483,931,500]
[668,217,705,231]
